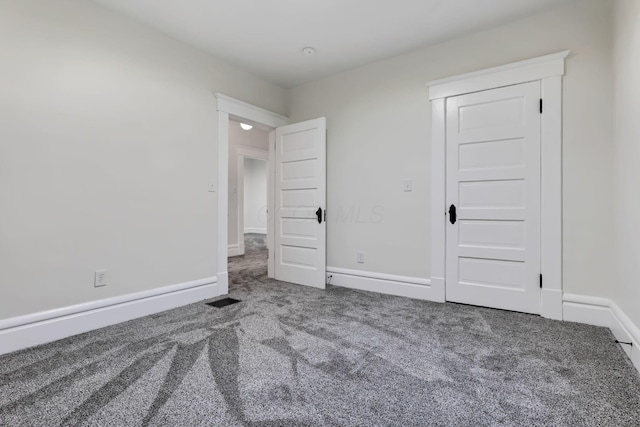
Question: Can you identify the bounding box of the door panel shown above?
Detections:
[458,139,525,171]
[275,118,326,289]
[281,218,318,239]
[458,258,525,290]
[458,220,526,249]
[446,82,540,314]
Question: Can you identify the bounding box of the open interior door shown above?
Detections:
[274,118,326,289]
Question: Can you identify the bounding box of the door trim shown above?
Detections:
[427,51,569,319]
[215,94,288,294]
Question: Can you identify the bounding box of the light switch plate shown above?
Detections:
[403,179,413,192]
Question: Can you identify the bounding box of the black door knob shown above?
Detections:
[449,204,457,225]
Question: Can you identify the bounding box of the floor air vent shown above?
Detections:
[206,298,241,308]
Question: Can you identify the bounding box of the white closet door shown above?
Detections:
[446,82,541,314]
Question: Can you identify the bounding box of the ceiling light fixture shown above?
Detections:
[240,123,253,130]
[302,47,316,56]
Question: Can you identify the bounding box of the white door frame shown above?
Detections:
[215,94,288,294]
[427,50,570,320]
[234,147,269,256]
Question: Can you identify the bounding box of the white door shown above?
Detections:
[274,118,326,289]
[446,82,541,314]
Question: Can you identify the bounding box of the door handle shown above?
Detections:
[449,204,457,225]
[316,207,323,224]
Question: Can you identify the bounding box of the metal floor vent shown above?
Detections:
[206,298,241,308]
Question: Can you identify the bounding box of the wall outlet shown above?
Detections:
[94,270,107,288]
[357,252,365,263]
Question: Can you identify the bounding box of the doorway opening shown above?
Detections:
[215,93,327,295]
[228,119,270,278]
[214,93,288,295]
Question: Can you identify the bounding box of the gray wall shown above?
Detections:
[288,0,614,299]
[244,158,268,234]
[0,0,286,320]
[612,0,640,327]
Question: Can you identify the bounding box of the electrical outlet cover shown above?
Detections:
[94,270,107,287]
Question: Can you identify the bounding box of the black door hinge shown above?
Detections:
[539,274,543,289]
[539,99,543,114]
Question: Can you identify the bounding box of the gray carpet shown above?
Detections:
[1,233,639,426]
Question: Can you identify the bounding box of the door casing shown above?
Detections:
[215,94,288,294]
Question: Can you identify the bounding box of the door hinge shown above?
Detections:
[539,99,543,114]
[539,274,543,289]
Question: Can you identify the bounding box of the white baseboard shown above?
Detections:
[228,243,244,257]
[562,294,612,326]
[0,277,218,356]
[244,228,266,234]
[563,293,640,373]
[327,267,440,301]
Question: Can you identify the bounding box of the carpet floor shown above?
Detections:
[1,233,639,426]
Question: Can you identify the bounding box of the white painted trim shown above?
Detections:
[215,94,288,293]
[216,94,288,128]
[216,110,230,293]
[237,146,269,161]
[610,303,640,370]
[236,155,246,256]
[540,289,563,320]
[540,76,563,308]
[563,294,640,372]
[563,294,613,327]
[328,267,430,285]
[327,267,440,301]
[427,51,570,100]
[227,243,243,257]
[0,277,218,356]
[429,52,568,319]
[267,130,275,279]
[244,228,267,234]
[430,97,447,304]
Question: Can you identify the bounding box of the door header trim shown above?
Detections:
[426,50,570,100]
[215,93,288,128]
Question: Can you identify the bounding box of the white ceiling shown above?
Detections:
[93,0,576,88]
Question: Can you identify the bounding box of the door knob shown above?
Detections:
[449,204,457,225]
